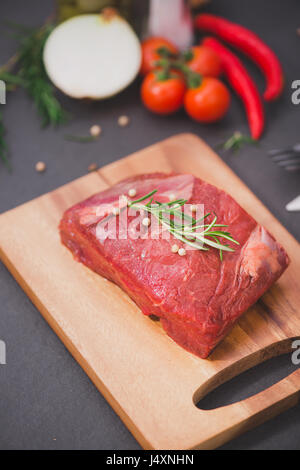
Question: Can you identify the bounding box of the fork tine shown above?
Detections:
[272,152,300,162]
[276,157,300,166]
[268,147,294,157]
[268,143,300,156]
[269,143,300,171]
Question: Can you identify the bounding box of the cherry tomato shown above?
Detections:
[184,77,231,123]
[141,71,186,115]
[186,46,222,78]
[140,37,179,76]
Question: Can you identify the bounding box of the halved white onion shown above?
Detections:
[43,10,141,99]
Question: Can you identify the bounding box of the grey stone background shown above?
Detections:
[0,0,299,450]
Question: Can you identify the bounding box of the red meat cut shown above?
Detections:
[59,173,289,358]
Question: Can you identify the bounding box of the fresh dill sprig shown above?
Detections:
[16,23,68,127]
[0,70,26,88]
[0,21,69,169]
[128,190,239,260]
[0,22,68,126]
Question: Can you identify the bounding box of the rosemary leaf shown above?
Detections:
[128,190,239,260]
[217,131,258,153]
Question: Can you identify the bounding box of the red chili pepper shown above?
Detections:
[203,37,264,139]
[195,14,284,101]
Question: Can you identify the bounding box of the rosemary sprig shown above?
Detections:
[217,131,258,153]
[129,190,239,260]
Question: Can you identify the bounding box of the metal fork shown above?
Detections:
[268,144,300,211]
[268,143,300,171]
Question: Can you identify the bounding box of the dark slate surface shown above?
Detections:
[0,0,299,450]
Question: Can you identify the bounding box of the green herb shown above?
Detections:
[128,190,239,260]
[0,70,26,88]
[15,23,68,127]
[64,134,98,143]
[0,21,69,169]
[0,23,68,127]
[218,131,258,153]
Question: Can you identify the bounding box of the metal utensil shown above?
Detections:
[269,144,300,211]
[269,143,300,171]
[286,195,300,212]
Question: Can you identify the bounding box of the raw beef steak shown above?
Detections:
[59,173,289,358]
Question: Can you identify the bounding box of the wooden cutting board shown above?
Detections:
[0,133,300,450]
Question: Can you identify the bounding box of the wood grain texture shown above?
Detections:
[0,133,299,450]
